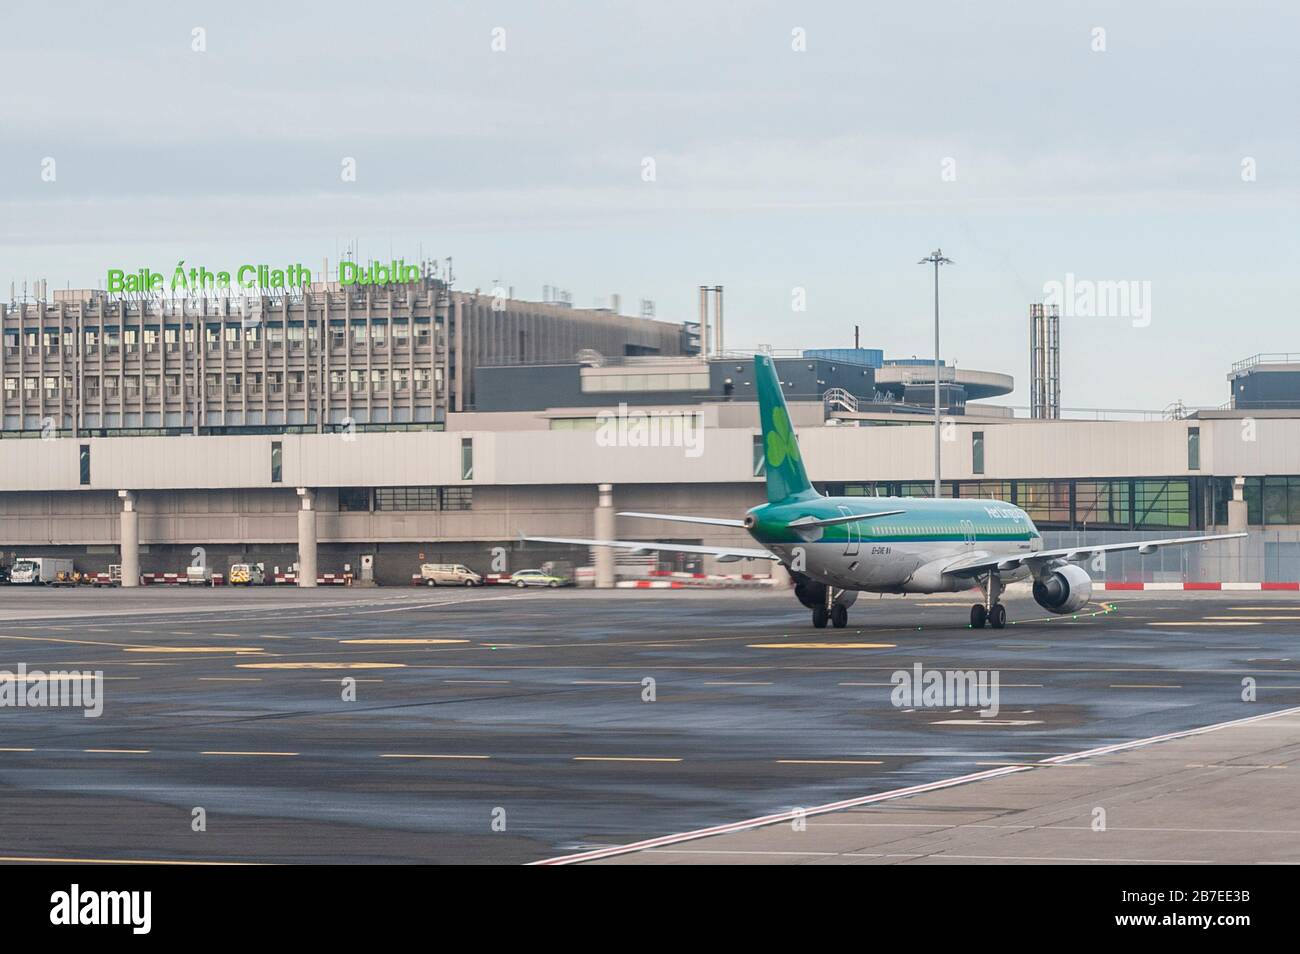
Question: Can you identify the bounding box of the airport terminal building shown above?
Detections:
[2,282,1300,585]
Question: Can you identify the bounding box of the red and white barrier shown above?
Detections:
[141,572,186,585]
[276,572,351,585]
[1098,581,1300,591]
[616,580,685,589]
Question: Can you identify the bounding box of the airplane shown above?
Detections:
[524,354,1246,630]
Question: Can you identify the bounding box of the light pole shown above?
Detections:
[918,249,953,497]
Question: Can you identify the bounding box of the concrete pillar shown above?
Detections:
[1228,476,1248,532]
[118,490,139,587]
[594,483,615,589]
[297,487,318,587]
[1226,476,1248,583]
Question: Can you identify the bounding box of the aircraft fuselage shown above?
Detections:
[746,495,1044,593]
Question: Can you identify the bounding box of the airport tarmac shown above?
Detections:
[0,586,1296,864]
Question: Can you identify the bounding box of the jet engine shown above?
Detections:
[791,571,857,609]
[793,575,826,609]
[1032,564,1093,614]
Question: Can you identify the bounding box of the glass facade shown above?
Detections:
[825,476,1201,530]
[372,486,474,512]
[1213,476,1300,526]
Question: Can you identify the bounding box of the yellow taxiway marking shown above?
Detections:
[0,747,35,753]
[83,749,150,754]
[1203,615,1300,621]
[749,642,897,650]
[236,662,405,670]
[0,675,139,684]
[200,750,298,757]
[0,633,153,650]
[317,677,384,683]
[0,855,254,866]
[841,680,1043,688]
[776,759,883,765]
[1148,622,1260,627]
[198,677,263,682]
[339,638,469,645]
[379,753,490,760]
[123,646,265,653]
[573,756,683,763]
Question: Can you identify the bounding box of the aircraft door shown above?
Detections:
[838,505,861,557]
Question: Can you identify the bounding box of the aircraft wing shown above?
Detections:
[941,531,1248,577]
[520,534,779,562]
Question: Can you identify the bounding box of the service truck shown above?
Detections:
[9,557,75,585]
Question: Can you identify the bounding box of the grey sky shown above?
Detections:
[2,1,1296,410]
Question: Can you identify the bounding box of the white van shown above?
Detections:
[186,565,214,586]
[420,564,483,587]
[228,563,265,586]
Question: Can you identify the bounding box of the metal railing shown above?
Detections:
[1230,353,1300,374]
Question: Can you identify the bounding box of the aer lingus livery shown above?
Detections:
[526,355,1245,630]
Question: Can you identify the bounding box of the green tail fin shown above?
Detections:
[754,354,818,503]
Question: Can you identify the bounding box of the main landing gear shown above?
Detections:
[970,573,1006,629]
[812,588,849,629]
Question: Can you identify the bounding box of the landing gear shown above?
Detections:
[812,586,849,629]
[971,573,1006,629]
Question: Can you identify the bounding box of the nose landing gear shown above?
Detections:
[970,573,1006,629]
[812,588,850,629]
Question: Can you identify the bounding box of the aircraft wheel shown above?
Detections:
[990,604,1007,629]
[830,604,848,629]
[970,604,987,628]
[812,606,829,629]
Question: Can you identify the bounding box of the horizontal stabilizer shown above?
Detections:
[521,534,778,562]
[786,509,905,530]
[617,512,748,528]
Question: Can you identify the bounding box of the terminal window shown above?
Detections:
[270,441,283,483]
[441,487,473,511]
[972,431,985,475]
[1187,426,1200,470]
[375,487,439,511]
[79,444,90,485]
[1134,478,1190,528]
[339,488,371,512]
[461,438,474,480]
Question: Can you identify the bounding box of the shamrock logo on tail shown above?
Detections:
[766,407,801,468]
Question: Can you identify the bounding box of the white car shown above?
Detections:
[510,569,567,588]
